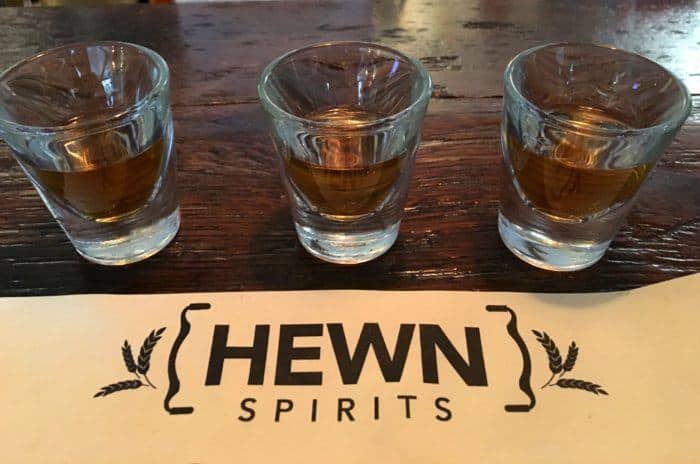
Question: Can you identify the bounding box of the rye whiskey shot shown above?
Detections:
[499,43,691,271]
[0,42,179,265]
[259,42,431,264]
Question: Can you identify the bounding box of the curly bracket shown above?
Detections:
[164,303,211,415]
[486,305,536,412]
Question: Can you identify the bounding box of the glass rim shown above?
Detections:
[0,41,169,137]
[504,42,693,136]
[257,41,432,129]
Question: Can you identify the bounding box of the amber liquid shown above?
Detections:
[284,107,406,217]
[508,105,653,220]
[27,135,165,221]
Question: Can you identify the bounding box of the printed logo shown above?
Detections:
[532,330,608,395]
[94,328,166,397]
[93,304,609,417]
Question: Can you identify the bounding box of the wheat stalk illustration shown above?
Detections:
[562,341,578,373]
[94,380,144,398]
[556,378,608,395]
[137,328,166,387]
[94,327,166,398]
[122,341,138,373]
[532,330,608,396]
[532,330,562,387]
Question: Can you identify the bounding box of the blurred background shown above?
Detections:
[0,0,170,4]
[0,0,256,5]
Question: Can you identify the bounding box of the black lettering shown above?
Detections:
[397,394,417,419]
[275,399,294,422]
[373,396,380,420]
[205,325,269,386]
[311,398,318,422]
[238,398,256,422]
[328,323,414,384]
[419,325,487,386]
[275,324,323,385]
[435,397,452,421]
[337,398,355,421]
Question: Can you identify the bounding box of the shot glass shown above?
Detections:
[499,43,691,271]
[258,42,431,264]
[0,42,179,265]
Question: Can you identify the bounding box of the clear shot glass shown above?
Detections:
[499,43,691,271]
[258,41,431,264]
[0,42,179,265]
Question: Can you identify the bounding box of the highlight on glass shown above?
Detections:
[499,43,692,271]
[0,42,179,265]
[258,41,432,264]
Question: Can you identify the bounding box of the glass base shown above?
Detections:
[498,212,608,272]
[295,221,400,264]
[72,208,181,266]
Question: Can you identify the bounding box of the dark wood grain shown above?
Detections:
[0,0,698,296]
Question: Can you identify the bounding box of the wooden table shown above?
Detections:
[0,0,698,296]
